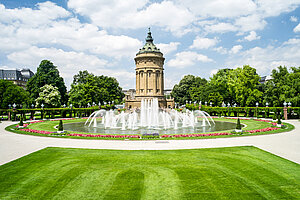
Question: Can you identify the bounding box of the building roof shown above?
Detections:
[136,28,162,55]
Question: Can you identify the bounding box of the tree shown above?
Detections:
[208,92,223,107]
[0,80,30,108]
[171,75,208,104]
[227,65,262,106]
[207,68,233,104]
[68,70,124,107]
[264,66,300,107]
[36,84,61,108]
[26,60,67,104]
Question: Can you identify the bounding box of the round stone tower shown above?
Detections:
[125,28,174,108]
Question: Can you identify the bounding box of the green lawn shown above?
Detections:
[0,146,299,199]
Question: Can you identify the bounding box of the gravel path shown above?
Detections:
[0,120,299,165]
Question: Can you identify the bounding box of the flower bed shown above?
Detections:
[68,133,140,139]
[16,124,29,128]
[161,132,232,138]
[246,127,279,133]
[20,128,54,135]
[50,118,75,121]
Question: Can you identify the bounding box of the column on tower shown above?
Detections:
[153,70,157,95]
[144,69,147,95]
[136,70,139,95]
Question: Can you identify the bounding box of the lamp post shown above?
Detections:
[8,104,11,109]
[12,103,16,121]
[41,103,44,120]
[266,102,269,107]
[210,102,212,107]
[288,102,291,107]
[98,102,101,109]
[255,102,259,118]
[63,104,66,108]
[70,104,73,118]
[205,101,207,106]
[283,102,287,120]
[87,103,91,108]
[31,104,35,120]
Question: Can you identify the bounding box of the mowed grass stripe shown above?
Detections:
[0,146,299,199]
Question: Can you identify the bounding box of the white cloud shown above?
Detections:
[226,38,300,75]
[177,0,257,18]
[0,2,70,27]
[189,37,218,49]
[290,16,298,22]
[6,46,137,89]
[235,15,267,32]
[204,22,237,33]
[244,31,261,41]
[294,23,300,33]
[68,0,194,35]
[213,46,228,54]
[156,42,180,55]
[230,45,243,54]
[0,3,142,59]
[167,51,213,68]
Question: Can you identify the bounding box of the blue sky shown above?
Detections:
[1,0,300,90]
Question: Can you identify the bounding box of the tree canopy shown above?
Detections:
[26,60,67,104]
[263,66,300,106]
[0,80,30,108]
[36,84,61,108]
[68,70,124,107]
[171,65,300,107]
[171,75,208,104]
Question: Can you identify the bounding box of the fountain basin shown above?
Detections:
[64,121,237,135]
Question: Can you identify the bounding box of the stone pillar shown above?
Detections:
[284,106,288,120]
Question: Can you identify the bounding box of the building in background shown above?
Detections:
[0,68,34,89]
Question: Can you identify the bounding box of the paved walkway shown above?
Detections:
[0,120,299,165]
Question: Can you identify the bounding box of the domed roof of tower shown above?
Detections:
[136,28,162,55]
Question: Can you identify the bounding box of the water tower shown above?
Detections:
[125,28,174,108]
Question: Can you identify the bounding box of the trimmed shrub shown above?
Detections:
[236,118,242,130]
[277,115,282,125]
[19,116,23,126]
[58,120,63,131]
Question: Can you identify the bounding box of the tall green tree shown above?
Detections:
[26,60,67,104]
[227,65,262,106]
[68,70,124,107]
[206,68,233,104]
[0,80,30,108]
[264,66,300,106]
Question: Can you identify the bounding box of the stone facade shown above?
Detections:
[125,29,174,109]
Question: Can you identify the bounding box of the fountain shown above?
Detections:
[84,98,215,132]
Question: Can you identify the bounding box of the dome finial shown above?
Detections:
[146,27,153,43]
